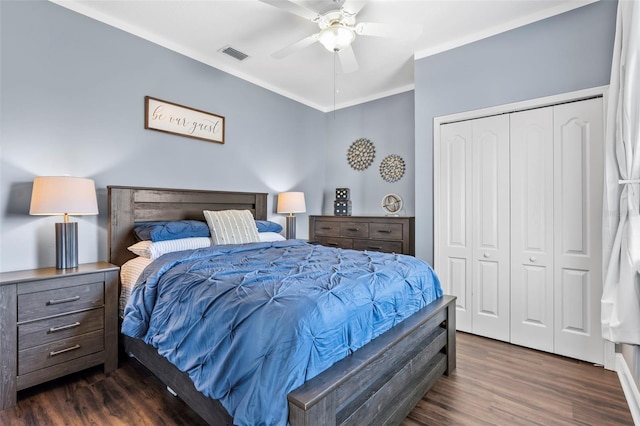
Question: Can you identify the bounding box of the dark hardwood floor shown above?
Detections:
[0,332,634,425]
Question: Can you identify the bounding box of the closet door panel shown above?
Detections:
[510,107,554,352]
[438,121,473,332]
[472,115,510,341]
[553,97,604,364]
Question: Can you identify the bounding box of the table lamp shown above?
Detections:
[277,192,306,239]
[29,176,99,269]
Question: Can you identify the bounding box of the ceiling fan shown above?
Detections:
[259,0,422,73]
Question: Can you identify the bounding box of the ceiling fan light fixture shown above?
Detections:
[318,24,355,52]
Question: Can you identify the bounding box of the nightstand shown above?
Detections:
[0,262,119,410]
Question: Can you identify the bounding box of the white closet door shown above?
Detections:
[510,107,554,351]
[472,115,510,341]
[553,97,604,364]
[438,121,473,332]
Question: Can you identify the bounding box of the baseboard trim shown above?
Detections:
[616,353,640,425]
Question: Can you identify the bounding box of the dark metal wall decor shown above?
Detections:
[379,154,406,183]
[347,138,375,171]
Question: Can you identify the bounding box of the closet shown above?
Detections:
[435,95,604,364]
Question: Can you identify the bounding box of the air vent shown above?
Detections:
[220,46,249,61]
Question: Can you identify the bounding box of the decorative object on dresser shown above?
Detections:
[381,193,403,216]
[380,154,406,182]
[333,187,352,216]
[310,215,415,255]
[276,191,306,239]
[0,262,119,410]
[29,176,99,269]
[347,138,375,170]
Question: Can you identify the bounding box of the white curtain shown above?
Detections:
[602,0,640,345]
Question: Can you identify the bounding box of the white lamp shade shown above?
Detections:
[277,192,306,214]
[30,176,99,216]
[318,24,355,52]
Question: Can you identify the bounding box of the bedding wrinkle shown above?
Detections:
[121,240,442,426]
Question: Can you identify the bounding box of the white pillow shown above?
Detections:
[119,256,153,316]
[127,237,213,259]
[258,232,286,242]
[203,209,260,245]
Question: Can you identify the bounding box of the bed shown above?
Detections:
[108,185,456,426]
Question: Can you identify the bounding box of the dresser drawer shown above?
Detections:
[314,220,341,237]
[309,216,414,256]
[353,239,403,254]
[369,223,403,241]
[18,281,104,322]
[339,222,369,238]
[316,236,353,250]
[18,329,104,375]
[18,308,104,351]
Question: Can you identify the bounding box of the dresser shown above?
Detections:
[309,216,415,255]
[0,262,119,410]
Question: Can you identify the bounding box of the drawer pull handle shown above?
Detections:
[321,227,332,230]
[49,322,81,334]
[50,344,81,357]
[47,296,80,305]
[327,243,339,247]
[377,229,392,234]
[368,246,383,250]
[347,228,359,232]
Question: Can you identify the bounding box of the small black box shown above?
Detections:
[334,200,352,216]
[335,188,350,201]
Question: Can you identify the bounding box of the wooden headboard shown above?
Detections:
[108,186,268,266]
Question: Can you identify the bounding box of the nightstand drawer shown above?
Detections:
[340,222,369,238]
[316,236,353,249]
[18,308,104,351]
[18,329,104,375]
[353,239,403,254]
[18,281,104,322]
[369,223,403,241]
[314,221,341,237]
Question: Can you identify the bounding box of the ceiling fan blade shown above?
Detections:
[271,33,319,59]
[341,0,366,17]
[258,0,321,22]
[337,45,358,74]
[355,22,422,40]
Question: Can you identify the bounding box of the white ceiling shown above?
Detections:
[51,0,596,112]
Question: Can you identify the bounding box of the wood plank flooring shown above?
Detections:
[0,332,634,425]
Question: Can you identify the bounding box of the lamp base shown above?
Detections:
[55,222,78,269]
[285,216,296,240]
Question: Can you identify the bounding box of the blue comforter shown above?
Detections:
[122,240,442,426]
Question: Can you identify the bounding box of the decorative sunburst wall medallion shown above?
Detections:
[347,138,375,171]
[380,154,405,183]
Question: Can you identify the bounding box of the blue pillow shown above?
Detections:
[255,220,283,233]
[134,220,210,242]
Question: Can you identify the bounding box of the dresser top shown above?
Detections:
[310,215,414,219]
[0,262,119,286]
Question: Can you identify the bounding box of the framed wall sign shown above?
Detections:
[144,96,225,144]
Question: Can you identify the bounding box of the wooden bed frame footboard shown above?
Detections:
[288,295,456,426]
[109,186,456,426]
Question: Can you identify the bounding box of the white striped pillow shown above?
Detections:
[203,209,260,245]
[127,237,213,259]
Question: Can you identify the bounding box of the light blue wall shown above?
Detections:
[324,91,415,217]
[414,0,617,265]
[0,0,326,271]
